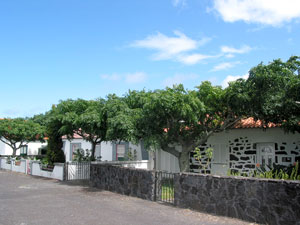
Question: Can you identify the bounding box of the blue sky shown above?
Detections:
[1,0,300,118]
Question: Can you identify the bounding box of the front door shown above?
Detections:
[211,144,229,175]
[257,143,275,169]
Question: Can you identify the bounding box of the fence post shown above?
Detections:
[63,162,67,181]
[154,171,158,201]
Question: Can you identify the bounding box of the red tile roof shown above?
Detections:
[61,118,281,140]
[62,133,82,139]
[233,117,277,129]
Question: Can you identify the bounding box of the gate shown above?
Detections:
[155,171,175,204]
[64,162,90,181]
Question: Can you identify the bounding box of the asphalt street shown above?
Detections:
[0,170,256,225]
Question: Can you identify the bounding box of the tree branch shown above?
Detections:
[0,138,15,150]
[161,144,180,158]
[192,117,242,149]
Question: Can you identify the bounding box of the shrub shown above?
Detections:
[73,149,91,162]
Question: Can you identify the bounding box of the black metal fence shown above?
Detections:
[155,171,175,204]
[64,162,90,181]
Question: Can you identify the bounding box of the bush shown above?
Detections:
[46,148,65,165]
[73,149,91,162]
[228,161,300,180]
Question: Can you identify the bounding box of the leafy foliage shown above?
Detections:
[228,162,300,180]
[194,147,214,174]
[0,118,45,156]
[54,98,107,160]
[246,56,300,131]
[73,148,91,162]
[44,108,66,165]
[120,83,243,171]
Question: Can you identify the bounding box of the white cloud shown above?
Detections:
[132,31,197,60]
[163,73,199,87]
[225,53,235,58]
[221,45,252,54]
[100,74,121,81]
[211,61,240,72]
[125,72,147,84]
[100,72,147,84]
[222,73,249,88]
[177,53,214,65]
[173,0,187,7]
[212,0,300,26]
[131,31,213,65]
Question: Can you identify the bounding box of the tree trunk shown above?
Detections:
[178,148,190,172]
[12,148,17,157]
[91,142,96,161]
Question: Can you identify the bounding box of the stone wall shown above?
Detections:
[90,164,155,201]
[174,173,300,225]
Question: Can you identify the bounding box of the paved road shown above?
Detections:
[0,170,255,225]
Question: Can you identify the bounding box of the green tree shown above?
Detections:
[105,94,137,142]
[45,108,66,164]
[122,83,244,172]
[56,99,107,160]
[0,118,45,156]
[246,56,300,132]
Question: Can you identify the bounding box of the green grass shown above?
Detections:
[161,182,174,201]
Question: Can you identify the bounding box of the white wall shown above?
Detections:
[0,141,5,155]
[63,139,93,162]
[62,138,147,162]
[63,139,113,162]
[0,158,12,170]
[0,139,46,156]
[156,145,181,173]
[92,160,152,170]
[100,141,113,161]
[31,162,64,180]
[11,160,27,173]
[156,128,300,173]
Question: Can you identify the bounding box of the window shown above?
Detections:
[257,143,275,169]
[20,145,28,156]
[116,144,125,161]
[71,143,81,160]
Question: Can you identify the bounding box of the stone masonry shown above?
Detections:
[174,173,300,225]
[90,164,155,201]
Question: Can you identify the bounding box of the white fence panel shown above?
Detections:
[31,162,64,181]
[0,158,12,170]
[11,160,26,173]
[92,160,152,170]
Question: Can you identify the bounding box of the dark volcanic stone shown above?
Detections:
[240,156,250,161]
[245,150,256,154]
[276,151,287,155]
[230,154,239,161]
[244,164,255,169]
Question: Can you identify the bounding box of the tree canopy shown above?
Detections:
[0,118,45,156]
[246,56,300,131]
[54,98,107,160]
[1,56,299,171]
[120,82,245,171]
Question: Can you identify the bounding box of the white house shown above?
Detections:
[62,134,150,162]
[0,138,47,156]
[155,118,300,175]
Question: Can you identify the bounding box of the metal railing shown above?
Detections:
[64,161,90,181]
[155,171,175,204]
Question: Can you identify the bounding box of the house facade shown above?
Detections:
[62,134,150,162]
[156,118,300,175]
[0,139,47,156]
